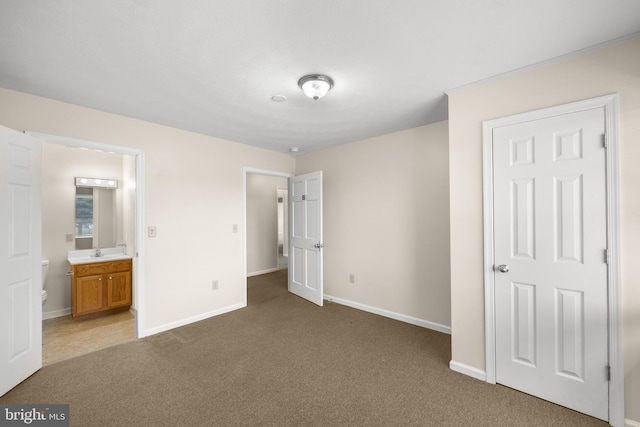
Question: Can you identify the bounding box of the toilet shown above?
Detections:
[41,259,49,304]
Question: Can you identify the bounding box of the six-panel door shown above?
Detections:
[493,108,609,420]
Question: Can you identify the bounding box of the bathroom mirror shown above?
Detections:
[75,179,117,249]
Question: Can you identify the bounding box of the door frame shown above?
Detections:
[277,185,289,261]
[27,132,147,338]
[242,167,293,305]
[481,94,622,424]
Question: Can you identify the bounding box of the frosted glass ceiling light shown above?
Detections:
[298,74,334,100]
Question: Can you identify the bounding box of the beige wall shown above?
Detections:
[447,36,640,422]
[0,87,295,334]
[41,143,127,319]
[246,174,287,275]
[296,122,451,328]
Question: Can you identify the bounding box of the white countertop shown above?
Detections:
[67,247,132,265]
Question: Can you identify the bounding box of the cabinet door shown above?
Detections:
[76,275,105,314]
[108,271,131,308]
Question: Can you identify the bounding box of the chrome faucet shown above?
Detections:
[94,247,102,257]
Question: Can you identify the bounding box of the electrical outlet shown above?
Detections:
[349,274,355,284]
[148,226,157,237]
[65,234,74,243]
[212,280,219,290]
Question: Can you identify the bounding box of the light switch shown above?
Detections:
[232,224,239,233]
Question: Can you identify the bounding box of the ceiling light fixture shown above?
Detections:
[298,74,334,100]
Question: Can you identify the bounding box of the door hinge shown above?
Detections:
[606,365,611,381]
[602,134,607,148]
[604,248,609,264]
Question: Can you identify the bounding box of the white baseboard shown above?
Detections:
[247,268,279,277]
[323,294,451,335]
[42,307,71,320]
[626,419,640,427]
[141,302,246,337]
[449,360,487,382]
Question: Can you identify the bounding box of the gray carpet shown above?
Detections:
[1,270,607,426]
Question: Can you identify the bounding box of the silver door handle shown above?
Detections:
[314,243,325,249]
[497,264,510,273]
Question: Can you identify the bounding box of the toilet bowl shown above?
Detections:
[41,259,49,304]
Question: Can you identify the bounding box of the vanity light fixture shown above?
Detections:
[298,74,334,100]
[75,177,118,189]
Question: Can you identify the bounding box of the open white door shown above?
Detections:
[288,171,323,306]
[0,125,42,396]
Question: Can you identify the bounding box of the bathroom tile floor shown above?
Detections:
[42,311,136,366]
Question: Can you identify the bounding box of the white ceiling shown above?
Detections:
[1,1,639,155]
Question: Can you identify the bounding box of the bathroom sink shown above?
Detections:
[68,254,132,265]
[67,248,132,265]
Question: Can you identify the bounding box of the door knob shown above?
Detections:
[313,242,325,249]
[497,264,510,273]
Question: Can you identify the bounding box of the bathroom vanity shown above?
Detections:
[68,248,132,321]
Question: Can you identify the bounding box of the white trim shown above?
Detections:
[625,419,640,427]
[27,132,141,156]
[247,268,279,277]
[603,95,624,427]
[143,303,245,336]
[42,307,71,320]
[481,94,623,425]
[324,294,451,335]
[134,151,146,337]
[482,118,497,384]
[449,361,487,382]
[445,33,640,96]
[244,167,292,178]
[242,167,293,307]
[26,132,148,339]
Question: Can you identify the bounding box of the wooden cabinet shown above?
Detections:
[71,259,132,320]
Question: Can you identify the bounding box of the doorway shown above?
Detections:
[481,95,622,423]
[28,132,146,344]
[243,168,292,305]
